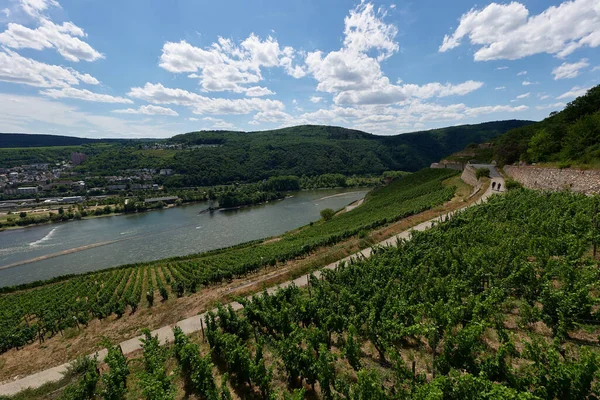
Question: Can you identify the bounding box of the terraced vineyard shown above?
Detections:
[26,188,600,399]
[0,169,458,354]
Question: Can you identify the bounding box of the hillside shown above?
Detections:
[147,121,530,186]
[0,133,127,148]
[0,121,531,186]
[445,85,600,166]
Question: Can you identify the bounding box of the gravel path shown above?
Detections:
[0,176,503,397]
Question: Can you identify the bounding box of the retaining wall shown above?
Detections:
[504,165,600,194]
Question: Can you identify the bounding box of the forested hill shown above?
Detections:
[446,85,600,166]
[1,120,532,186]
[154,120,531,186]
[0,133,126,148]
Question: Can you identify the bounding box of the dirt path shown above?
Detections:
[0,176,501,397]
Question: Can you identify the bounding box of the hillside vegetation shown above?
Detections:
[1,121,531,184]
[446,85,600,167]
[14,188,600,399]
[0,169,457,355]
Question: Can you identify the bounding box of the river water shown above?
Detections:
[0,189,367,287]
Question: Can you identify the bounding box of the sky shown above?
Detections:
[0,0,598,138]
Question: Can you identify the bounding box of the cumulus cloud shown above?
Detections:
[557,86,590,99]
[0,93,174,137]
[0,19,103,62]
[306,3,482,106]
[495,86,506,90]
[439,0,600,60]
[536,102,566,110]
[113,105,178,116]
[517,70,527,76]
[0,48,99,87]
[202,116,235,129]
[522,80,533,86]
[159,33,304,96]
[245,86,275,97]
[552,58,590,79]
[127,82,284,115]
[516,92,531,99]
[20,0,60,18]
[310,96,323,103]
[40,87,133,103]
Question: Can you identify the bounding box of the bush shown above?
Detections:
[475,168,490,179]
[320,208,335,221]
[505,179,523,190]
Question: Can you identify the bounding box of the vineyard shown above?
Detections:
[11,188,600,399]
[0,168,458,355]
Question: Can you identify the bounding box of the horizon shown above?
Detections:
[0,0,598,138]
[0,119,537,140]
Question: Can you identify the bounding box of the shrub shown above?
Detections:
[320,208,335,221]
[475,168,490,179]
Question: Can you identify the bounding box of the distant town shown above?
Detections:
[0,150,180,213]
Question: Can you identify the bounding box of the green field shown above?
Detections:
[12,188,600,399]
[0,168,458,354]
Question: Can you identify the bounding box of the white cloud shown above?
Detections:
[495,66,508,70]
[2,8,10,17]
[557,85,590,99]
[305,3,482,106]
[159,33,304,96]
[440,0,600,60]
[40,87,133,103]
[188,117,199,121]
[536,102,566,110]
[495,86,506,90]
[516,92,531,99]
[517,70,527,76]
[0,19,104,62]
[310,96,324,103]
[245,86,275,97]
[0,93,174,137]
[0,48,99,87]
[592,66,600,72]
[202,117,235,129]
[552,58,590,79]
[20,0,59,19]
[113,105,178,116]
[522,80,533,86]
[127,82,285,115]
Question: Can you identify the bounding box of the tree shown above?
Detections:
[320,208,335,221]
[19,211,27,218]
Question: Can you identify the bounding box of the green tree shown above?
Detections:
[320,208,335,221]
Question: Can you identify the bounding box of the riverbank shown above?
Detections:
[0,171,481,388]
[0,188,369,288]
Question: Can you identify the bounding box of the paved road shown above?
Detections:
[0,175,503,397]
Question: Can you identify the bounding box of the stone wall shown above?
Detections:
[504,165,600,194]
[461,165,479,188]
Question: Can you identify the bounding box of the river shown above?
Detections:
[0,188,368,287]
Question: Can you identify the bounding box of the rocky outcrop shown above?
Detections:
[504,165,600,194]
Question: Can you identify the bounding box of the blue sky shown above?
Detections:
[0,0,598,138]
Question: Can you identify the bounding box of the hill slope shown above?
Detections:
[153,121,531,186]
[1,121,532,185]
[445,85,600,166]
[0,133,126,148]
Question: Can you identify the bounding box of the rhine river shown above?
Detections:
[0,188,367,287]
